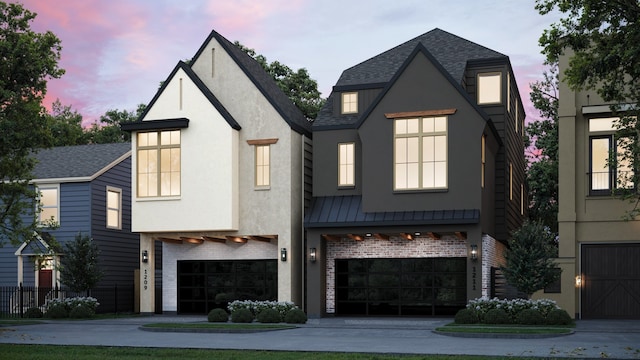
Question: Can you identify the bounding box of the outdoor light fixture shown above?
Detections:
[575,275,582,287]
[309,247,317,263]
[470,244,478,261]
[281,248,287,262]
[142,250,148,263]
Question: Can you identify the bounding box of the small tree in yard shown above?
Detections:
[60,233,103,294]
[501,221,560,298]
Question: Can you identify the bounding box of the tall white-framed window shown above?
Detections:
[137,130,181,197]
[341,92,358,114]
[255,144,270,188]
[106,186,122,229]
[37,185,59,225]
[477,72,502,105]
[338,142,355,187]
[394,116,447,190]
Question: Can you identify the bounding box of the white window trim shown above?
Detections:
[36,184,60,226]
[341,92,358,114]
[106,186,122,230]
[477,72,502,105]
[136,130,181,198]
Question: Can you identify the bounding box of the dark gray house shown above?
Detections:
[304,29,527,317]
[0,143,138,306]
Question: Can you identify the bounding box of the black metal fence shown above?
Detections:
[0,284,135,318]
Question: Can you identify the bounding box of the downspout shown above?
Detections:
[301,133,306,311]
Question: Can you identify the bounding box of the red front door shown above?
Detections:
[38,269,52,306]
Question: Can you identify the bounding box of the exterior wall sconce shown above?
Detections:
[142,250,148,263]
[280,248,287,262]
[575,275,582,287]
[470,244,478,261]
[309,247,317,262]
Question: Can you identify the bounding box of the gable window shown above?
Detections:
[137,130,181,197]
[338,142,355,187]
[341,92,358,114]
[37,185,59,225]
[248,139,278,189]
[106,187,122,229]
[477,72,502,105]
[394,116,447,190]
[589,117,634,195]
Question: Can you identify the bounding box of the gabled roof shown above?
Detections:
[191,30,312,137]
[31,143,131,182]
[125,61,240,131]
[304,195,479,228]
[315,28,507,128]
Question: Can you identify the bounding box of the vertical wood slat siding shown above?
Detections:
[90,157,139,287]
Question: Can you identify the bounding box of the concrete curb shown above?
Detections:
[433,329,575,339]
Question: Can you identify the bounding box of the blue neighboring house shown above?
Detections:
[0,143,138,302]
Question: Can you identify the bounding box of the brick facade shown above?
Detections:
[481,233,506,298]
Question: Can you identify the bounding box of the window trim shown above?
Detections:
[338,142,355,187]
[106,186,122,230]
[36,184,60,226]
[254,144,271,189]
[136,130,182,198]
[247,139,278,190]
[341,92,358,114]
[477,72,502,105]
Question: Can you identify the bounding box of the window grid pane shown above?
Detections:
[256,145,270,187]
[38,188,58,223]
[338,143,355,186]
[136,131,181,197]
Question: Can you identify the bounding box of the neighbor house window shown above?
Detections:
[589,117,634,194]
[106,186,122,229]
[341,92,358,114]
[394,116,447,190]
[338,142,355,187]
[477,72,502,105]
[137,130,181,197]
[37,185,59,225]
[247,139,278,189]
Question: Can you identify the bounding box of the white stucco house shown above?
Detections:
[122,29,311,314]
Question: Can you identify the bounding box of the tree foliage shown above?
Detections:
[526,62,559,233]
[60,233,103,293]
[85,104,145,144]
[234,41,325,120]
[501,221,561,297]
[0,2,64,246]
[46,99,87,146]
[537,0,640,216]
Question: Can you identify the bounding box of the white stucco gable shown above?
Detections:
[130,63,239,232]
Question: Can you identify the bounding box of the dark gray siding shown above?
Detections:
[312,129,361,197]
[90,157,138,287]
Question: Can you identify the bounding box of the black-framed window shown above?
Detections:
[588,117,635,195]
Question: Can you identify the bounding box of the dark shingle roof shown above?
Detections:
[32,143,131,180]
[304,195,479,228]
[315,28,507,128]
[192,30,312,137]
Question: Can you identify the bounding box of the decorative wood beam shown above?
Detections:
[246,138,279,145]
[203,236,226,244]
[248,236,272,242]
[427,232,441,240]
[400,233,414,240]
[455,231,467,240]
[226,236,247,244]
[347,234,364,241]
[373,233,390,241]
[322,234,342,241]
[155,237,182,244]
[180,237,204,244]
[385,108,456,119]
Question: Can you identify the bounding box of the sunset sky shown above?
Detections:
[18,0,560,125]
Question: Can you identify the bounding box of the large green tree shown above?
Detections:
[537,0,640,216]
[526,62,559,234]
[86,104,145,144]
[60,233,103,294]
[0,2,64,246]
[234,41,325,120]
[46,99,87,146]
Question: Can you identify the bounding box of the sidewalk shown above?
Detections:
[2,315,640,359]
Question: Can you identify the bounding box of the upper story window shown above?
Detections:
[338,142,355,187]
[589,117,634,195]
[247,138,278,189]
[137,130,181,197]
[106,186,122,229]
[341,92,358,114]
[394,116,447,190]
[477,72,502,105]
[37,185,59,225]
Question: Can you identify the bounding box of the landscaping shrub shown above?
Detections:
[208,308,229,323]
[45,304,68,319]
[24,307,43,318]
[69,305,94,319]
[284,308,307,324]
[228,300,296,319]
[483,308,511,324]
[256,308,282,323]
[454,308,479,324]
[230,308,254,323]
[545,309,573,325]
[516,308,544,325]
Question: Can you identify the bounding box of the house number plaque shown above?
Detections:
[143,269,148,291]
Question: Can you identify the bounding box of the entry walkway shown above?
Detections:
[2,315,640,359]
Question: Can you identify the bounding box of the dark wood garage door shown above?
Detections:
[582,244,640,319]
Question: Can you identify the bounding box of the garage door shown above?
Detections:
[178,260,277,314]
[335,258,466,316]
[582,244,640,319]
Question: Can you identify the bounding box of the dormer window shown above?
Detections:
[341,92,358,114]
[477,72,502,105]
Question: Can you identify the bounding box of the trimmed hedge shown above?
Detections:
[455,297,572,325]
[284,308,307,324]
[230,308,254,323]
[454,308,479,324]
[256,308,282,323]
[208,308,229,322]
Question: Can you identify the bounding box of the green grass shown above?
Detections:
[0,344,562,359]
[142,322,296,330]
[0,319,43,326]
[436,323,573,335]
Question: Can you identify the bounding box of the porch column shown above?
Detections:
[17,255,23,286]
[139,234,155,315]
